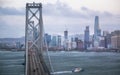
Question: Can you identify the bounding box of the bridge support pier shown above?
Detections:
[25,2,50,75]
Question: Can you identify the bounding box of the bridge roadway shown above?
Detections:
[27,48,50,75]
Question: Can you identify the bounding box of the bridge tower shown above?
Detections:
[25,2,50,75]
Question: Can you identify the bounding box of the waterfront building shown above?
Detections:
[99,36,105,48]
[76,40,84,50]
[111,35,120,49]
[94,16,101,47]
[63,40,71,50]
[44,33,51,47]
[75,37,78,42]
[71,42,76,49]
[84,26,90,49]
[64,30,68,40]
[71,37,74,42]
[49,35,62,50]
[57,35,62,49]
[71,37,77,49]
[103,31,111,48]
[103,31,109,36]
[111,30,120,49]
[111,30,120,36]
[64,30,69,50]
[50,35,57,47]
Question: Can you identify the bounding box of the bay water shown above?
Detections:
[0,50,120,75]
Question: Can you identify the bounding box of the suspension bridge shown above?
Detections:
[25,2,81,75]
[25,2,51,75]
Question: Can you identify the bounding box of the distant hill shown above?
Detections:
[0,37,25,44]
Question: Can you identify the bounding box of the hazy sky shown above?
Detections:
[0,0,120,38]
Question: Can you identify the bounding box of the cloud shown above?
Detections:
[0,1,120,38]
[0,1,114,18]
[0,20,25,38]
[43,2,119,31]
[42,2,117,21]
[0,7,25,15]
[0,15,25,38]
[43,2,88,19]
[80,6,114,18]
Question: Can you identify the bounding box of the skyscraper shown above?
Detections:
[94,16,101,47]
[84,26,90,49]
[44,33,51,46]
[64,30,68,40]
[51,35,57,47]
[94,16,101,37]
[58,35,61,48]
[64,30,69,50]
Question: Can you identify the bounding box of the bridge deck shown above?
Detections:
[27,49,50,75]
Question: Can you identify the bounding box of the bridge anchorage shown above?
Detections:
[25,2,50,75]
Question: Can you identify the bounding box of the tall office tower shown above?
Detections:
[64,30,69,50]
[94,16,101,37]
[64,30,68,40]
[51,35,57,47]
[44,33,51,46]
[71,37,76,49]
[58,35,61,48]
[94,16,101,47]
[84,26,90,49]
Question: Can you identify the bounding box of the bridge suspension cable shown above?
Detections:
[43,28,55,73]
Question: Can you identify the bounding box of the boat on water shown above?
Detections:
[51,67,84,75]
[51,71,72,75]
[72,67,84,73]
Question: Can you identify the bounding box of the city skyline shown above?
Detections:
[0,0,120,38]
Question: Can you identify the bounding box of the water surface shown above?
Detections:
[0,51,25,75]
[0,51,120,75]
[49,51,120,75]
